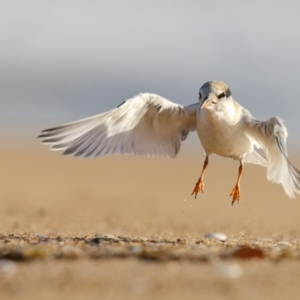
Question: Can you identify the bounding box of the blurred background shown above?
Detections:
[1,0,300,146]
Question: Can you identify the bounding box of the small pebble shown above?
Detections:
[278,241,290,247]
[216,262,243,279]
[90,237,101,245]
[233,245,265,259]
[36,234,47,241]
[103,234,117,239]
[204,232,227,242]
[0,259,17,278]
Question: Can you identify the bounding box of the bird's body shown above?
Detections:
[39,80,300,204]
[197,99,252,160]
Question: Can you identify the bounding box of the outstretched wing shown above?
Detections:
[244,115,300,198]
[38,93,199,158]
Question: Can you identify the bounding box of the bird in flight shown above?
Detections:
[38,80,300,204]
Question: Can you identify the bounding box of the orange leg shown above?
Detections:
[191,156,209,199]
[230,162,244,205]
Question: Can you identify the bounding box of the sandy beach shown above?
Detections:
[1,144,300,299]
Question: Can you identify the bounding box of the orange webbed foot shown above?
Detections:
[191,179,204,199]
[230,185,240,205]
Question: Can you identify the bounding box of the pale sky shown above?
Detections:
[1,1,300,143]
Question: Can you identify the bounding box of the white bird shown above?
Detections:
[38,80,300,204]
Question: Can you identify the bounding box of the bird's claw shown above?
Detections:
[191,180,204,199]
[230,185,240,205]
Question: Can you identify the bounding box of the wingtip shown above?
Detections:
[37,127,56,139]
[37,133,45,139]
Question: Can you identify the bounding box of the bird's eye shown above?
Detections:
[199,93,202,100]
[217,92,226,99]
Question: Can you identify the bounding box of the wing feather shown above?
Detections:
[244,116,300,198]
[38,93,199,158]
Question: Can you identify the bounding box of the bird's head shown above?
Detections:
[199,81,232,110]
